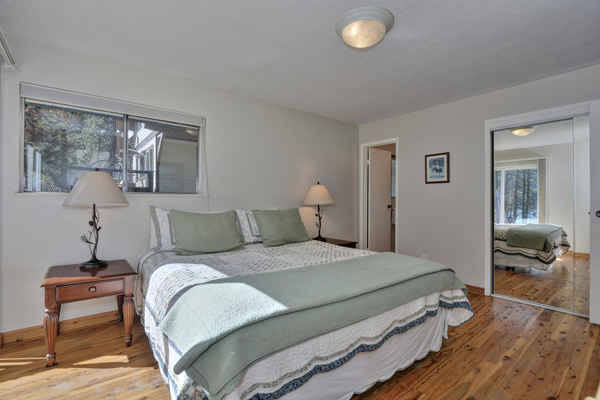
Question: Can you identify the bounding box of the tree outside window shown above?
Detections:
[494,167,539,224]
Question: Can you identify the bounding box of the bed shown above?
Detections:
[494,223,570,270]
[136,208,473,400]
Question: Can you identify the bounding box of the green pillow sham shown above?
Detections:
[171,210,244,255]
[252,208,311,247]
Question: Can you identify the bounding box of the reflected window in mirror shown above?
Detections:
[494,159,546,225]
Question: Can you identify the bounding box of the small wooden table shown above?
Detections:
[40,259,136,368]
[325,237,358,249]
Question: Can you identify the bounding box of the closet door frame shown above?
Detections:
[484,102,594,315]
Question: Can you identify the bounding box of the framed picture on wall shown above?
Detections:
[425,152,450,184]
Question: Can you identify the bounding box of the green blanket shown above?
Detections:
[159,252,466,399]
[506,224,566,253]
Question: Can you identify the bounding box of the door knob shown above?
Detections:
[596,210,600,217]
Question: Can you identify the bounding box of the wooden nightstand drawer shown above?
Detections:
[56,278,124,302]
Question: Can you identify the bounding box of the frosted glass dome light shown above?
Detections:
[511,126,537,136]
[336,7,394,49]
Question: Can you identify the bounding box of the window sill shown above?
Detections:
[14,192,209,198]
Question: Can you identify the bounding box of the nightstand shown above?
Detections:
[325,237,358,249]
[40,259,136,368]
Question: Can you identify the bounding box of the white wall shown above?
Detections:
[359,64,600,288]
[0,34,359,332]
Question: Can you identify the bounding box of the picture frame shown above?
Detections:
[425,152,450,184]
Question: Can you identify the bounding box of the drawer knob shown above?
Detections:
[88,286,97,293]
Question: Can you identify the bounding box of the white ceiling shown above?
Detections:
[1,0,599,125]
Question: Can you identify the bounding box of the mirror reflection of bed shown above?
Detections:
[493,116,590,315]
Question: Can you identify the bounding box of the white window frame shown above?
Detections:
[494,164,539,224]
[20,83,207,195]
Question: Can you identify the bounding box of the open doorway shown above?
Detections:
[359,139,399,252]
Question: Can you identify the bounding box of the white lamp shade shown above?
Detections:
[62,170,128,207]
[303,183,335,206]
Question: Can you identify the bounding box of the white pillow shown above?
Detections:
[235,209,263,244]
[235,208,279,244]
[149,206,176,251]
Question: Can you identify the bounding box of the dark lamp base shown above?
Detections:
[313,235,326,242]
[80,259,108,269]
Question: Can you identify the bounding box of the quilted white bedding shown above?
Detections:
[135,240,473,400]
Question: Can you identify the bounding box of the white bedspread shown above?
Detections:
[135,241,473,400]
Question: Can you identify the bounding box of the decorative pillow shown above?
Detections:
[150,206,176,252]
[171,210,244,255]
[252,208,311,247]
[235,208,278,244]
[235,210,262,244]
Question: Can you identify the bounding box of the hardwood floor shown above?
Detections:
[1,294,599,399]
[0,320,169,399]
[495,253,590,315]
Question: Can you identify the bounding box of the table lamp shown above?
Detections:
[62,169,129,268]
[303,182,335,241]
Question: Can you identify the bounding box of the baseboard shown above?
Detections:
[0,310,120,348]
[574,252,590,260]
[465,284,485,296]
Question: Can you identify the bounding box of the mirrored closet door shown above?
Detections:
[493,116,590,316]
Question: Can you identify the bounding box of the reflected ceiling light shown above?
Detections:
[335,7,394,49]
[511,126,537,136]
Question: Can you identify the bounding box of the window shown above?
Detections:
[21,84,206,194]
[494,165,540,224]
[126,118,198,193]
[24,103,124,192]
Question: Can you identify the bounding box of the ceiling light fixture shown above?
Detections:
[335,6,394,49]
[511,126,537,136]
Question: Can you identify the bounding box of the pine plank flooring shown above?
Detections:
[495,253,590,315]
[0,320,169,399]
[1,294,599,399]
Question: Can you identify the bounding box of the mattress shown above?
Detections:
[135,240,473,400]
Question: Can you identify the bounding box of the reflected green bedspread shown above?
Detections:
[506,223,566,252]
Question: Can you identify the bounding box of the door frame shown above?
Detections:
[359,138,400,251]
[589,99,600,324]
[484,101,595,315]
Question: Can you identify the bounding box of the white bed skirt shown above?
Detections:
[219,290,472,400]
[267,307,451,400]
[494,244,566,270]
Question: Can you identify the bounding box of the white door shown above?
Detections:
[589,100,600,324]
[368,148,392,252]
